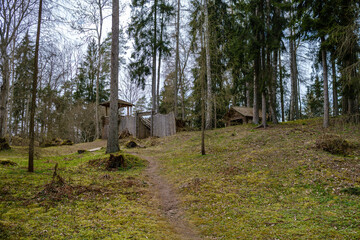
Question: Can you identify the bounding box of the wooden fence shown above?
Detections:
[114,112,176,139]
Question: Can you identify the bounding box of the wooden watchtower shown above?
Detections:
[100,100,134,139]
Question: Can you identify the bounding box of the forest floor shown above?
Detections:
[1,117,360,239]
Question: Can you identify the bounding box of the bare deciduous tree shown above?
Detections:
[0,0,33,138]
[174,0,180,118]
[72,0,111,139]
[28,0,43,172]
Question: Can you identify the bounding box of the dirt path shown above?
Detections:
[130,152,201,240]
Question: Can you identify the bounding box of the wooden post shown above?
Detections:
[151,110,154,137]
[127,106,129,116]
[105,106,108,116]
[135,111,139,139]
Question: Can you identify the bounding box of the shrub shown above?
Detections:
[315,134,351,155]
[61,140,73,146]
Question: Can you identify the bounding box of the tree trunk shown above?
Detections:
[270,50,278,124]
[95,0,105,140]
[106,0,120,154]
[0,54,10,138]
[157,14,164,114]
[246,81,251,107]
[28,0,43,172]
[298,72,302,119]
[25,97,30,137]
[180,43,191,121]
[174,0,180,118]
[289,5,298,121]
[180,77,185,120]
[151,0,158,128]
[262,91,267,128]
[279,49,285,122]
[95,39,101,139]
[8,33,17,143]
[157,49,161,114]
[321,38,329,128]
[214,96,216,129]
[253,60,259,124]
[200,24,206,155]
[204,0,212,130]
[290,36,298,120]
[252,4,260,124]
[331,56,338,116]
[266,0,276,124]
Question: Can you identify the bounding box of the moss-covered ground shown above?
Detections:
[1,118,360,239]
[0,142,181,239]
[130,118,360,239]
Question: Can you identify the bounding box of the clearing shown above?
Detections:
[1,118,360,239]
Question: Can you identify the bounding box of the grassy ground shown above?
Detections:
[0,142,181,240]
[131,118,360,239]
[1,118,360,239]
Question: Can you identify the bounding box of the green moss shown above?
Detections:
[1,118,360,239]
[0,146,179,239]
[139,118,360,239]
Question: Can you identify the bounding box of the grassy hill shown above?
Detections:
[132,118,360,239]
[1,118,359,239]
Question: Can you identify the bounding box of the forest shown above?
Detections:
[0,0,360,239]
[0,0,359,145]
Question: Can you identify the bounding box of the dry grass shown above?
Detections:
[130,118,360,239]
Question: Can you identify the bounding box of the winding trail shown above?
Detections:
[130,152,201,240]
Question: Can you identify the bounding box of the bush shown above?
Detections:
[315,134,351,155]
[61,140,73,146]
[42,138,69,147]
[9,136,39,147]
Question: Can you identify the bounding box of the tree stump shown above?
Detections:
[106,154,126,170]
[119,129,131,139]
[0,138,11,151]
[126,141,137,148]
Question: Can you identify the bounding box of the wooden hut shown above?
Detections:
[100,100,134,139]
[223,106,262,126]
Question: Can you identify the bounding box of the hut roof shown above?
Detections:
[100,99,134,108]
[224,106,262,119]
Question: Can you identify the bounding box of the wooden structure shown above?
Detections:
[223,106,262,126]
[135,111,151,139]
[100,99,176,139]
[100,100,134,139]
[100,100,134,116]
[132,111,176,139]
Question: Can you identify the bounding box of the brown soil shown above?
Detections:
[130,152,201,240]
